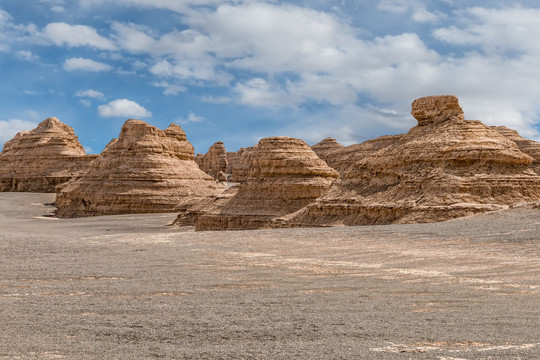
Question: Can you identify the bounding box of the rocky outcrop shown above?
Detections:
[311,137,344,165]
[55,120,223,217]
[195,141,228,181]
[0,117,96,192]
[289,95,540,227]
[492,126,540,175]
[323,135,402,174]
[229,146,256,182]
[191,137,339,230]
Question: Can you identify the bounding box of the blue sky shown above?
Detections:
[1,0,540,154]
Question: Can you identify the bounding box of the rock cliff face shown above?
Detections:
[55,120,223,217]
[492,126,540,175]
[290,95,540,226]
[0,117,96,192]
[195,141,228,181]
[193,137,339,230]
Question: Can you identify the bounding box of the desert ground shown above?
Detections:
[1,193,539,359]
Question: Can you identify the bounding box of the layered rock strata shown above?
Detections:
[492,126,540,175]
[323,135,402,174]
[195,141,228,181]
[290,95,540,226]
[55,120,223,217]
[192,137,339,230]
[311,137,344,165]
[0,117,96,192]
[229,146,256,182]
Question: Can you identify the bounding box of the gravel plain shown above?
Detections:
[1,192,539,359]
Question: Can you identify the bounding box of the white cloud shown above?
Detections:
[234,78,302,107]
[0,119,38,148]
[79,99,91,107]
[63,57,112,72]
[79,0,219,12]
[377,0,408,14]
[98,99,152,118]
[16,50,38,61]
[75,89,105,99]
[433,7,540,55]
[151,81,186,95]
[201,95,231,104]
[412,8,439,23]
[43,22,115,50]
[176,111,206,124]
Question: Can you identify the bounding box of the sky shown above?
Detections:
[1,0,540,154]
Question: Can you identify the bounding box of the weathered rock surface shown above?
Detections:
[195,141,228,181]
[289,95,540,227]
[492,126,540,175]
[191,137,339,230]
[0,117,96,192]
[311,137,344,164]
[322,135,403,174]
[229,146,256,182]
[55,120,223,217]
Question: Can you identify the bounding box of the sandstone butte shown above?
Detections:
[0,117,97,192]
[492,126,540,175]
[55,119,224,217]
[312,135,403,175]
[178,136,339,230]
[195,141,228,181]
[287,95,540,227]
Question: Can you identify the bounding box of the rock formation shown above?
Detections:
[229,146,256,182]
[195,141,228,181]
[492,126,540,175]
[311,137,344,164]
[0,117,96,192]
[190,137,339,230]
[289,95,540,227]
[322,135,402,174]
[55,120,223,217]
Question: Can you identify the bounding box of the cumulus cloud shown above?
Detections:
[16,50,38,61]
[43,22,115,50]
[75,89,105,99]
[98,99,152,118]
[63,57,112,72]
[176,111,206,124]
[0,119,38,147]
[433,6,540,55]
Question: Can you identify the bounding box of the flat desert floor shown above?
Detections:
[1,193,539,359]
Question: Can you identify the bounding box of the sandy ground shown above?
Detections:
[0,192,539,359]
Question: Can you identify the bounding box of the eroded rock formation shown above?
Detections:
[191,137,339,230]
[289,95,540,227]
[55,120,223,217]
[229,146,256,182]
[0,117,96,192]
[195,141,228,181]
[492,126,540,175]
[311,137,344,164]
[323,135,402,174]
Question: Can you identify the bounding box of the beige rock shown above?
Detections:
[290,95,540,227]
[0,117,96,192]
[492,126,540,175]
[323,135,402,174]
[229,146,256,182]
[55,119,223,217]
[194,137,339,230]
[311,137,344,164]
[195,141,228,181]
